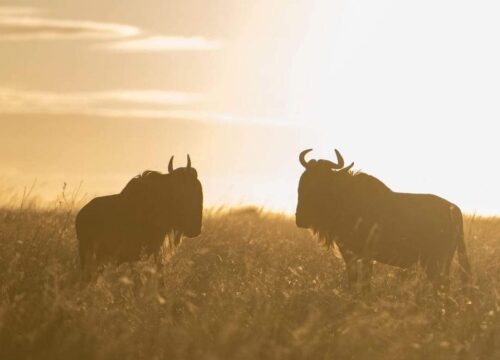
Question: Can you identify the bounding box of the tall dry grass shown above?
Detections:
[0,199,498,360]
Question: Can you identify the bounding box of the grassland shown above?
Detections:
[0,199,498,360]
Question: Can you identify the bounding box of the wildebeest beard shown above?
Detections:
[312,228,337,249]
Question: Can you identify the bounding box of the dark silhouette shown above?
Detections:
[295,149,471,292]
[76,155,203,271]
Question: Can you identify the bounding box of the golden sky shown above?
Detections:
[1,1,500,213]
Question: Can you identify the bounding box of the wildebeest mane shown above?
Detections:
[314,170,392,249]
[350,171,392,195]
[121,170,162,196]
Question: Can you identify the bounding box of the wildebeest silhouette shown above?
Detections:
[76,155,203,271]
[295,149,471,292]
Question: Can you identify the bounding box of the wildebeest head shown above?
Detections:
[166,155,203,237]
[121,155,203,237]
[295,149,354,229]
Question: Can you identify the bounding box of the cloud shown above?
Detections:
[0,6,38,16]
[88,90,203,106]
[0,88,288,126]
[99,35,223,52]
[0,6,139,41]
[86,108,250,124]
[0,88,201,112]
[0,6,223,52]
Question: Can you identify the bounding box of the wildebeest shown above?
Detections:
[76,155,203,271]
[295,149,471,292]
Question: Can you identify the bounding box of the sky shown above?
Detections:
[1,0,500,214]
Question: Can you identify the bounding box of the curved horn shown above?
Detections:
[332,149,345,169]
[299,149,313,168]
[168,156,174,173]
[340,162,355,173]
[187,154,191,168]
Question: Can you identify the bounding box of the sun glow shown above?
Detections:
[282,0,500,214]
[1,1,500,214]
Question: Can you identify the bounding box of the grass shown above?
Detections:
[0,199,498,360]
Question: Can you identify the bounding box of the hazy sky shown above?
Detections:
[1,1,500,214]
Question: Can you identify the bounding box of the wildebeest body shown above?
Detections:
[76,156,203,271]
[295,149,471,290]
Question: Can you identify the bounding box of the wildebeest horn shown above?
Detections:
[332,149,345,169]
[168,156,174,173]
[299,149,313,168]
[340,162,355,173]
[187,154,191,168]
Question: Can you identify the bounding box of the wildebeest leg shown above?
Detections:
[173,231,182,246]
[154,244,165,267]
[340,248,372,293]
[80,251,98,281]
[79,249,90,281]
[423,257,452,294]
[339,248,358,288]
[360,258,374,294]
[78,236,97,281]
[423,255,459,317]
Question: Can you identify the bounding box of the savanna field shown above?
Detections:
[0,196,499,360]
